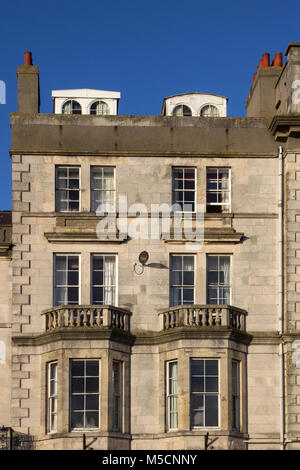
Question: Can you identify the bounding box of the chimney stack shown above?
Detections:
[17,51,40,113]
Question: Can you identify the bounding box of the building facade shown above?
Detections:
[1,44,300,450]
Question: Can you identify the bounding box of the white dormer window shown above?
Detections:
[90,101,110,115]
[200,105,219,117]
[172,104,192,116]
[62,100,82,115]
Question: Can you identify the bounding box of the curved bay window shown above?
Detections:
[62,100,82,115]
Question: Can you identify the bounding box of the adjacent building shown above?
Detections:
[0,44,300,449]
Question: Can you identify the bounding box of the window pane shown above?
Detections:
[68,287,78,303]
[191,377,204,392]
[205,377,218,393]
[92,287,103,304]
[93,256,104,270]
[172,271,182,285]
[205,360,218,376]
[72,361,84,376]
[171,287,181,306]
[71,395,84,410]
[191,360,204,376]
[72,378,84,393]
[86,361,99,377]
[205,395,218,426]
[68,271,79,286]
[86,412,98,428]
[71,412,84,429]
[183,288,194,303]
[171,256,182,271]
[86,395,99,410]
[183,271,194,285]
[86,377,99,393]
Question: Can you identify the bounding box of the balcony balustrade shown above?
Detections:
[158,305,247,331]
[42,305,131,332]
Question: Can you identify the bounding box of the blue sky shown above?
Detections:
[0,0,299,209]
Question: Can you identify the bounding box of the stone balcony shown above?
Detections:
[158,305,247,331]
[42,305,131,332]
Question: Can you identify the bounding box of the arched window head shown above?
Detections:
[172,104,192,116]
[200,105,219,117]
[62,100,82,115]
[90,101,110,115]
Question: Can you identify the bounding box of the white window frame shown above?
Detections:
[112,361,122,432]
[166,360,178,431]
[62,99,82,115]
[53,254,81,306]
[190,358,220,429]
[172,104,193,116]
[200,104,220,117]
[55,165,81,212]
[170,254,195,307]
[47,361,58,433]
[89,100,110,115]
[206,167,231,213]
[69,359,101,431]
[90,166,116,213]
[172,167,197,213]
[206,254,231,305]
[232,360,240,431]
[90,254,117,306]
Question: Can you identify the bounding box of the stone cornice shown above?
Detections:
[12,325,252,347]
[269,115,300,141]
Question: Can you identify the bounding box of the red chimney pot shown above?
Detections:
[273,52,282,67]
[261,53,270,67]
[24,51,32,65]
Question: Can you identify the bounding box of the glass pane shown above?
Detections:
[205,360,218,376]
[205,395,218,426]
[205,377,218,392]
[207,271,218,284]
[71,411,84,429]
[182,288,194,303]
[86,361,99,377]
[92,287,103,304]
[171,287,181,306]
[86,394,99,410]
[207,256,218,271]
[56,167,67,178]
[54,287,67,306]
[93,256,103,270]
[72,361,84,377]
[173,168,183,179]
[85,411,98,428]
[56,198,68,212]
[68,257,79,270]
[68,287,78,303]
[69,201,79,211]
[207,288,218,304]
[69,168,79,178]
[207,192,218,204]
[56,270,67,286]
[71,394,84,410]
[55,256,66,271]
[51,413,57,431]
[191,410,203,427]
[184,170,195,180]
[191,394,204,410]
[69,190,79,201]
[191,360,204,376]
[183,271,194,285]
[72,378,84,393]
[183,256,194,271]
[50,380,57,396]
[68,271,79,286]
[184,180,195,190]
[173,179,183,190]
[171,256,182,271]
[171,271,182,286]
[86,377,99,393]
[191,377,204,392]
[56,178,68,189]
[50,362,57,380]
